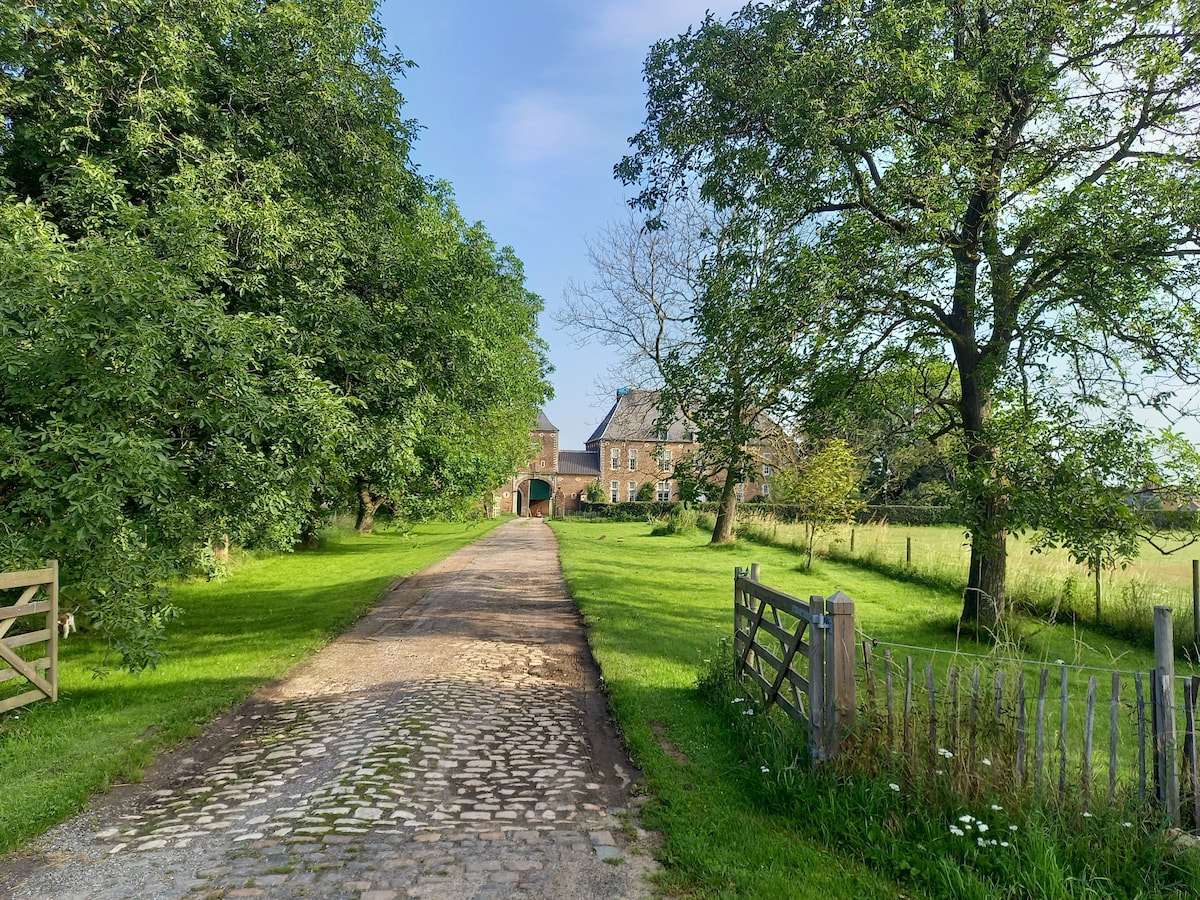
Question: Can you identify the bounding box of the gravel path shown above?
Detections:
[1,518,659,899]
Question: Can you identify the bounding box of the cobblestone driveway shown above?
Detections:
[1,518,658,899]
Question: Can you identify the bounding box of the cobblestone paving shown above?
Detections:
[2,519,658,899]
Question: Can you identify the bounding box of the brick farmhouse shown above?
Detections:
[503,389,776,517]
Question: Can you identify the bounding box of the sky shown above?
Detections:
[375,1,747,449]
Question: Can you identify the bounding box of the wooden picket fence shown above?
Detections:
[734,565,1200,829]
[858,606,1199,827]
[0,562,60,713]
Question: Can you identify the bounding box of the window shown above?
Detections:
[658,448,673,471]
[611,448,620,470]
[657,480,671,502]
[762,463,771,476]
[736,483,745,503]
[628,481,637,502]
[540,459,546,469]
[610,480,620,503]
[762,483,771,498]
[628,449,638,470]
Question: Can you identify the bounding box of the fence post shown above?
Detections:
[808,595,826,762]
[750,562,760,582]
[825,591,856,758]
[1154,606,1180,826]
[48,559,59,703]
[906,536,912,565]
[1192,560,1198,646]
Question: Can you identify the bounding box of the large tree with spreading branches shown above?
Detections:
[618,0,1200,627]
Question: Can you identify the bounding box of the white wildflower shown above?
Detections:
[980,757,992,766]
[1122,822,1133,828]
[990,804,1003,811]
[888,783,900,792]
[959,814,975,823]
[937,747,954,759]
[1000,841,1010,848]
[977,822,989,833]
[732,697,745,703]
[761,766,770,773]
[742,709,754,715]
[1082,811,1093,818]
[1009,825,1018,832]
[949,826,965,837]
[935,769,944,775]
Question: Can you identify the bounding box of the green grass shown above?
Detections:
[0,518,504,854]
[738,516,1200,641]
[551,519,902,898]
[551,519,1200,898]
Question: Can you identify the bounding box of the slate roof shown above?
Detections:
[557,450,601,476]
[585,390,695,445]
[535,410,558,432]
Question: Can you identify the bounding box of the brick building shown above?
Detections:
[505,389,777,517]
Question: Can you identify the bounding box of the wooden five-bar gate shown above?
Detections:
[0,561,60,713]
[734,564,856,760]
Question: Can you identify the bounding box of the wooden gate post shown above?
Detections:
[1154,606,1180,826]
[824,591,856,758]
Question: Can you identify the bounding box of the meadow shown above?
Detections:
[736,512,1200,644]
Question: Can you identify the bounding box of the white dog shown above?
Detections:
[57,612,75,638]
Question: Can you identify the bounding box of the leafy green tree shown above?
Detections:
[772,439,862,569]
[0,0,549,666]
[619,0,1200,625]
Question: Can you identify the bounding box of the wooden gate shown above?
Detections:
[0,561,59,713]
[734,565,855,760]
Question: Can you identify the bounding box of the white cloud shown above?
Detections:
[494,90,593,166]
[585,0,747,49]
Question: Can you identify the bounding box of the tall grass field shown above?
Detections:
[737,513,1200,644]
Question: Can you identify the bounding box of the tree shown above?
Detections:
[805,350,959,506]
[772,438,863,569]
[564,202,823,543]
[619,0,1200,626]
[0,0,549,667]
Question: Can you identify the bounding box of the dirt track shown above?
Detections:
[1,517,659,899]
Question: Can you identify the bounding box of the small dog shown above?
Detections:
[57,612,76,638]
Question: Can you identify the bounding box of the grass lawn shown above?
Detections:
[551,519,903,898]
[0,518,503,855]
[551,518,1199,898]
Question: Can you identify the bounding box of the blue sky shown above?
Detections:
[376,1,746,448]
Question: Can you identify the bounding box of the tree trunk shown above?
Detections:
[952,246,1010,628]
[356,486,385,535]
[963,499,1007,628]
[711,477,738,543]
[957,354,1007,626]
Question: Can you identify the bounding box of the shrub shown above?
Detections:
[650,504,700,536]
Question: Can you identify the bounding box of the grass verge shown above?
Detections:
[551,518,1200,898]
[0,518,503,855]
